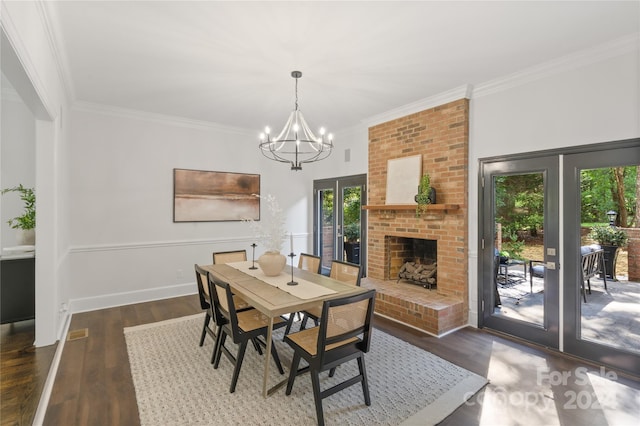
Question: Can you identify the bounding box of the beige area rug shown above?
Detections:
[124,314,487,426]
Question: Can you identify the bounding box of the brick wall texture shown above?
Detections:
[367,99,469,325]
[624,227,640,281]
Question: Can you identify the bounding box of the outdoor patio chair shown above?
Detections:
[581,247,607,303]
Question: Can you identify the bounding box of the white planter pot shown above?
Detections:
[16,228,35,246]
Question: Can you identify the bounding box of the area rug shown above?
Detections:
[124,314,487,426]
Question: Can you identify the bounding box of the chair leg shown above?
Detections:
[211,324,222,364]
[358,355,371,406]
[581,281,587,303]
[213,332,226,368]
[252,337,263,355]
[283,314,296,340]
[230,340,248,393]
[285,353,301,395]
[587,278,592,294]
[310,370,325,426]
[328,367,336,377]
[199,313,210,346]
[300,313,309,330]
[270,339,285,375]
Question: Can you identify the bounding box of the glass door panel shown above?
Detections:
[314,175,367,275]
[481,156,559,349]
[564,143,640,375]
[493,173,545,326]
[318,187,335,273]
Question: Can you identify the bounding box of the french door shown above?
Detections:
[480,156,560,348]
[563,143,640,375]
[313,174,366,275]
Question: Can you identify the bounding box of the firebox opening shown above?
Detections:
[386,236,437,289]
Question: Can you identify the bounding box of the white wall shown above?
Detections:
[467,44,640,326]
[2,0,70,345]
[1,88,36,247]
[65,105,322,311]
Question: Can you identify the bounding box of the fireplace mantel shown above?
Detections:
[363,204,460,212]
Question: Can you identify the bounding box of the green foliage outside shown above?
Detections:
[321,186,362,242]
[588,225,629,246]
[1,184,36,230]
[494,174,544,259]
[343,187,361,242]
[581,166,637,227]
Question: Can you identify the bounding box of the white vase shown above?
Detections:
[258,251,287,276]
[16,228,35,246]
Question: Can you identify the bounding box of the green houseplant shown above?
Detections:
[415,173,432,218]
[1,184,35,245]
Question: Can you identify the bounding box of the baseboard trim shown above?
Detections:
[68,282,197,314]
[32,311,71,426]
[374,312,469,338]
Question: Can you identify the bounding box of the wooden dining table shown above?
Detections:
[201,261,368,397]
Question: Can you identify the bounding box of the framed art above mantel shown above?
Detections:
[173,168,260,222]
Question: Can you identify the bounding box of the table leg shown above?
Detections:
[262,316,274,398]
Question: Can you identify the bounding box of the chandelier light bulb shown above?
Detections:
[265,126,270,134]
[259,133,265,141]
[320,127,326,136]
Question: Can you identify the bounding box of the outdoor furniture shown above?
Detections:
[581,248,607,303]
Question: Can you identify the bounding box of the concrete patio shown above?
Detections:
[494,268,640,354]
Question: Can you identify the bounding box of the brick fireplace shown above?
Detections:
[362,98,469,335]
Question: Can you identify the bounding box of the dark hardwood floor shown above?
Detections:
[1,320,57,426]
[5,295,639,425]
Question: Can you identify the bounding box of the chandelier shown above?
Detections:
[259,71,333,171]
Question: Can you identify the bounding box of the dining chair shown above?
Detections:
[194,264,217,358]
[297,260,363,332]
[284,289,376,426]
[281,253,323,337]
[212,250,247,265]
[208,274,286,393]
[195,264,258,363]
[298,253,322,273]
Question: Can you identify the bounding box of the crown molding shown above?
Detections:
[0,1,56,120]
[473,33,640,98]
[72,101,253,135]
[38,0,76,105]
[362,84,473,128]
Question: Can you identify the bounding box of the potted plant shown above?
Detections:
[1,184,36,245]
[588,225,628,280]
[414,173,436,217]
[343,222,360,263]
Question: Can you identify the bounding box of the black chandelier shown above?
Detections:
[259,71,333,171]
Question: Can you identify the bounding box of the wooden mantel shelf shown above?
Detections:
[363,204,460,212]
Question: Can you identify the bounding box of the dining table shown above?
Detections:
[201,260,368,398]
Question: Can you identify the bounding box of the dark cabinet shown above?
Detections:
[1,256,35,324]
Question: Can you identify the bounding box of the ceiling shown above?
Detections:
[44,1,639,133]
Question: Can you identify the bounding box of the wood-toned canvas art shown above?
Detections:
[173,169,260,222]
